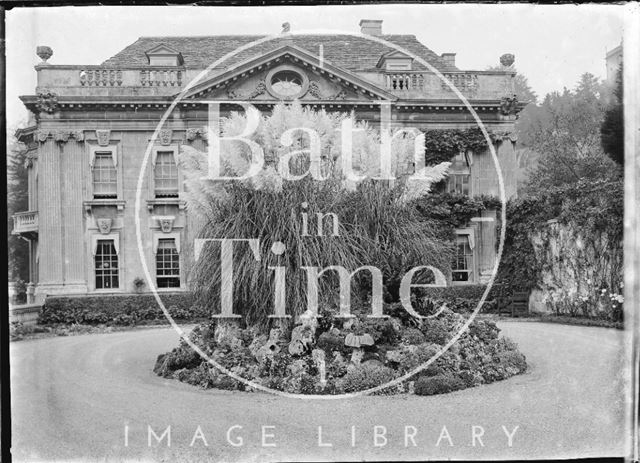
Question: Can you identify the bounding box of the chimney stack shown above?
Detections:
[441,53,456,67]
[359,19,383,36]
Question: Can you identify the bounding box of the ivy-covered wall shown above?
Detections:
[423,127,519,199]
[495,179,623,320]
[529,220,623,319]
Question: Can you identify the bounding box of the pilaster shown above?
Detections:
[36,134,64,289]
[60,131,88,289]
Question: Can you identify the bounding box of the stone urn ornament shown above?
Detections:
[37,46,53,64]
[500,53,515,68]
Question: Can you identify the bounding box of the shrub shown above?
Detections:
[467,319,500,342]
[154,344,202,377]
[401,327,425,345]
[316,332,347,356]
[10,321,33,341]
[421,319,450,345]
[496,350,527,375]
[414,374,465,396]
[40,293,208,326]
[412,284,501,315]
[363,318,399,345]
[335,362,396,393]
[396,343,440,373]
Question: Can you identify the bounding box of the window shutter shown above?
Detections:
[153,233,180,254]
[92,234,119,255]
[90,148,117,168]
[456,228,475,250]
[152,148,177,166]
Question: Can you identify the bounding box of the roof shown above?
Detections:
[101,35,459,72]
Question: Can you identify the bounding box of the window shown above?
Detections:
[266,66,308,100]
[156,238,180,288]
[448,173,470,195]
[93,153,117,198]
[154,151,179,197]
[452,235,473,282]
[447,151,471,196]
[95,239,119,289]
[270,70,303,97]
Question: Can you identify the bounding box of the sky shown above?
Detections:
[5,4,625,129]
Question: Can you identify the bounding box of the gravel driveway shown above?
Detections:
[10,321,628,462]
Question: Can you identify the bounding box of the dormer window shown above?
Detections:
[376,50,413,71]
[145,44,184,67]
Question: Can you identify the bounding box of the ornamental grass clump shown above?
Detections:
[181,102,452,329]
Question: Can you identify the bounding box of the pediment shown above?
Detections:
[146,44,181,56]
[379,50,412,60]
[182,45,396,103]
[145,44,184,65]
[376,50,414,69]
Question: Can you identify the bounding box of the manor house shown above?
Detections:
[14,20,523,301]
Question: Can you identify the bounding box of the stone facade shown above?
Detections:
[14,21,523,301]
[605,43,622,86]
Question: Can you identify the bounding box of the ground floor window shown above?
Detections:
[452,234,473,282]
[156,238,180,288]
[95,239,119,289]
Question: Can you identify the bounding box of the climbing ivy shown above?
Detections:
[495,178,623,296]
[414,192,502,240]
[424,128,490,165]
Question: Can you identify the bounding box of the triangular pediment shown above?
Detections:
[145,44,184,65]
[146,44,181,56]
[376,50,414,68]
[182,44,397,103]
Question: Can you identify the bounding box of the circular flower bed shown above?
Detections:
[154,302,527,396]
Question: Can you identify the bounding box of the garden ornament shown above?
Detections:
[288,339,305,356]
[256,340,281,363]
[344,333,374,364]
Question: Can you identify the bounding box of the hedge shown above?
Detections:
[417,284,506,313]
[39,285,502,326]
[39,293,209,326]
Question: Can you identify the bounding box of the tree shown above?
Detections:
[601,63,624,166]
[7,126,30,282]
[520,73,621,196]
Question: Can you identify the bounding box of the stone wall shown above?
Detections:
[528,219,623,317]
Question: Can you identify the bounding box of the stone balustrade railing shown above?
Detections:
[79,68,184,87]
[80,69,124,87]
[13,211,38,233]
[441,73,479,92]
[384,72,480,92]
[384,73,424,91]
[140,69,183,87]
[36,66,512,99]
